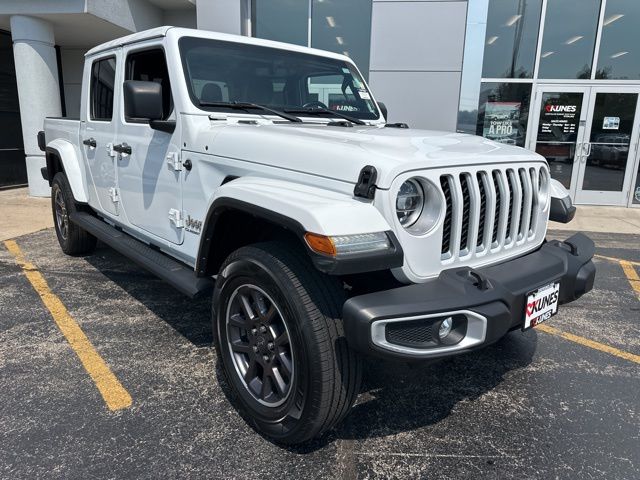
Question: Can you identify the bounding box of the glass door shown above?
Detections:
[575,87,640,205]
[527,86,591,196]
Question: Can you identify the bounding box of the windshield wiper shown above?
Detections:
[285,106,366,126]
[199,101,302,123]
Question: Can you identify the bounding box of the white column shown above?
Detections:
[10,15,62,197]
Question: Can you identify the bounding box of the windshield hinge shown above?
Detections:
[109,187,120,203]
[354,165,378,200]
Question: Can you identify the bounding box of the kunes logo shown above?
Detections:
[545,104,577,113]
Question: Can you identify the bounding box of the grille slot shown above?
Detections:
[440,176,453,255]
[439,165,545,262]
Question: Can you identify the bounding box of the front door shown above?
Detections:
[528,86,590,196]
[576,87,640,205]
[529,85,640,206]
[116,44,183,244]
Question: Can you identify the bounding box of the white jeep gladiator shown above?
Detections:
[39,27,595,444]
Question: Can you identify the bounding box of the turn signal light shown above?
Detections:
[304,233,337,256]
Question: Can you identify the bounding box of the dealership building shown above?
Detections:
[1,0,639,208]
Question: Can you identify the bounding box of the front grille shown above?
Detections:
[385,319,434,348]
[440,166,544,260]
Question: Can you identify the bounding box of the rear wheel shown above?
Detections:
[213,241,362,444]
[51,172,97,255]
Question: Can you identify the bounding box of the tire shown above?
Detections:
[51,172,97,255]
[213,241,362,444]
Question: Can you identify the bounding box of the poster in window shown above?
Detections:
[483,102,521,145]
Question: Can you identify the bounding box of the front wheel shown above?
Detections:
[213,241,362,444]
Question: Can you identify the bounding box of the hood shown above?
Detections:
[196,120,545,189]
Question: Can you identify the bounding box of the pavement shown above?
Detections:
[0,188,53,241]
[0,189,639,479]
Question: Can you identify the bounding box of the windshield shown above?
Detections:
[179,36,380,121]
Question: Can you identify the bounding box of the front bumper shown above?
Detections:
[343,233,596,360]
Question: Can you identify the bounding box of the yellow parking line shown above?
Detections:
[595,254,640,267]
[4,240,132,411]
[620,261,640,301]
[537,324,640,365]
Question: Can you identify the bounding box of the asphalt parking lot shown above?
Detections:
[1,228,639,479]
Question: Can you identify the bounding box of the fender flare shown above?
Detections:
[549,178,576,223]
[45,139,89,203]
[195,177,402,276]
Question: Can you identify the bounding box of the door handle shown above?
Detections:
[583,143,592,157]
[112,143,132,156]
[82,138,96,148]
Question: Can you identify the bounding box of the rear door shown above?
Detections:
[116,44,183,244]
[82,53,120,216]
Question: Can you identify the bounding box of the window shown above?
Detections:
[125,49,173,120]
[596,0,640,80]
[482,0,543,79]
[90,57,116,121]
[311,0,372,79]
[179,37,379,120]
[251,0,373,78]
[475,82,532,147]
[538,0,602,79]
[251,0,308,46]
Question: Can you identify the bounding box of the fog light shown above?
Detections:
[438,317,453,339]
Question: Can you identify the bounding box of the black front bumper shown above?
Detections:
[343,233,596,360]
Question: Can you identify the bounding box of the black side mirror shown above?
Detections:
[378,101,388,121]
[123,80,163,121]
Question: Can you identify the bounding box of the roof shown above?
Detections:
[84,27,351,64]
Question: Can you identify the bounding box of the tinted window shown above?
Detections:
[252,0,308,46]
[125,49,173,120]
[482,0,543,78]
[538,0,602,79]
[179,37,379,120]
[311,0,372,79]
[596,0,640,79]
[476,82,532,147]
[90,57,116,121]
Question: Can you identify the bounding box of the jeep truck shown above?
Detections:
[39,27,595,444]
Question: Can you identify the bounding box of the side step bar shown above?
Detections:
[70,211,213,298]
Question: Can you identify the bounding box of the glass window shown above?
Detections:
[596,0,640,80]
[90,57,116,121]
[251,0,308,46]
[476,82,532,147]
[538,0,602,79]
[179,37,379,120]
[633,162,640,205]
[482,0,543,79]
[311,0,372,78]
[125,49,173,120]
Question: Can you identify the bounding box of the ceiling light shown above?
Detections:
[326,16,336,27]
[336,36,344,45]
[486,36,499,45]
[610,51,629,59]
[541,51,554,58]
[565,35,584,45]
[603,14,624,26]
[505,14,522,27]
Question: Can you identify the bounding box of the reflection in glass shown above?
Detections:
[596,0,640,80]
[252,0,308,46]
[311,0,373,78]
[582,93,638,192]
[535,92,584,189]
[482,0,543,78]
[633,162,640,204]
[476,82,532,147]
[538,0,602,79]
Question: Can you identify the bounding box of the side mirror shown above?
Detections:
[377,101,388,121]
[123,80,163,121]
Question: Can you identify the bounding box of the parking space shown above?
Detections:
[1,228,639,479]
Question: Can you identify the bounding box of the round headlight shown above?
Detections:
[396,178,424,227]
